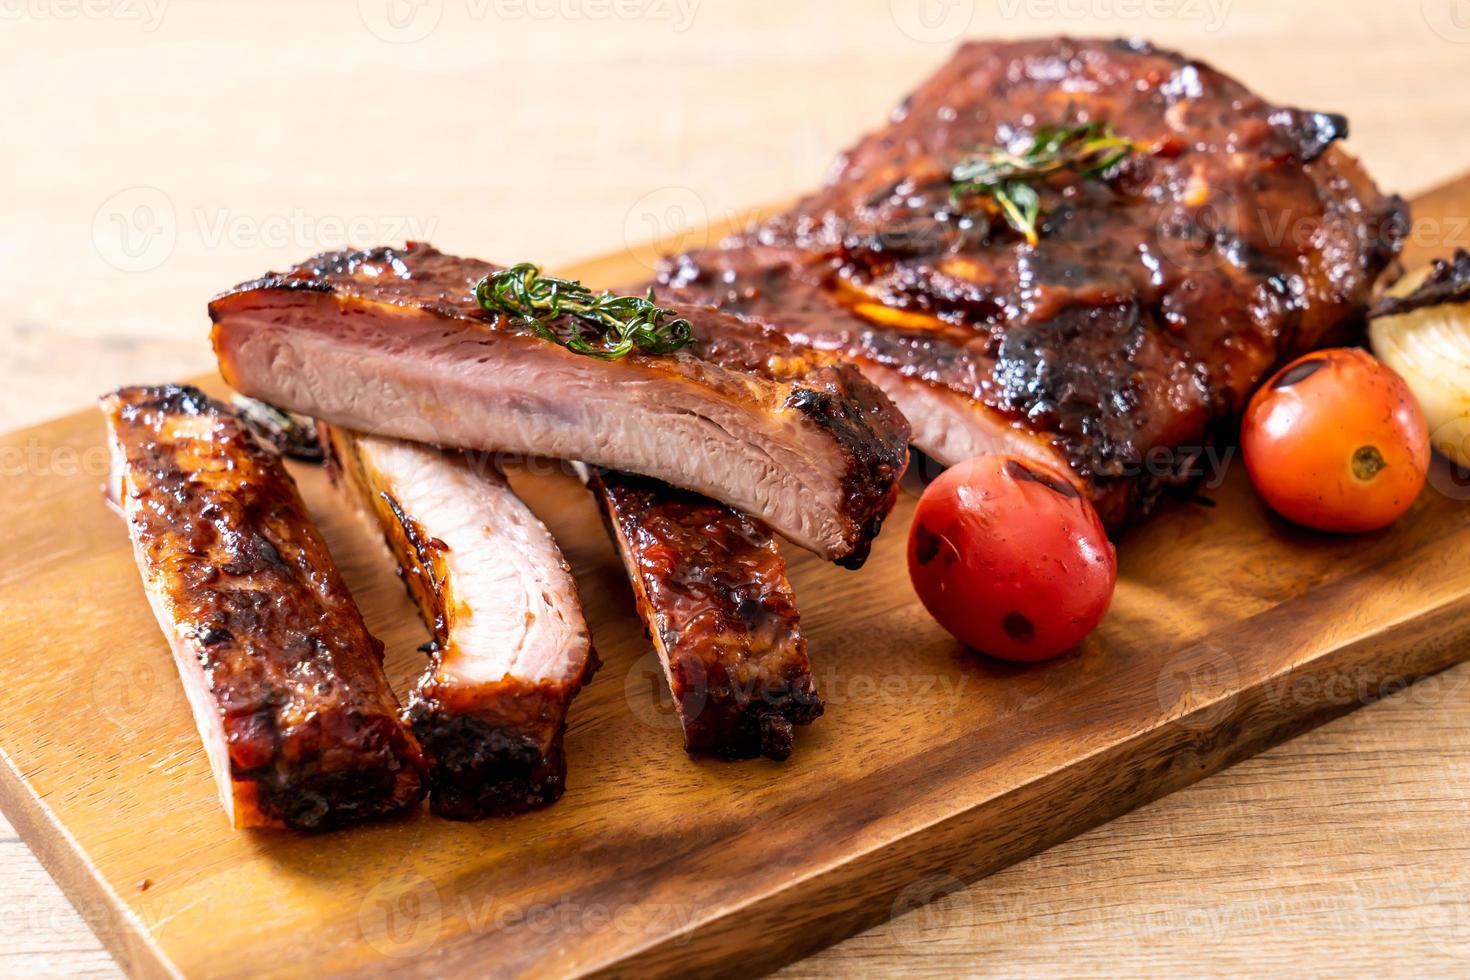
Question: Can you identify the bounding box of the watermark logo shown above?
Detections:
[91,656,185,730]
[1422,0,1470,43]
[358,0,444,43]
[1156,640,1241,733]
[898,449,948,499]
[359,871,444,958]
[1427,424,1470,502]
[1152,184,1243,277]
[1423,884,1470,958]
[888,872,974,951]
[623,649,698,731]
[93,186,176,273]
[623,186,711,273]
[890,0,975,44]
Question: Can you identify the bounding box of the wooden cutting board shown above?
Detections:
[3,176,1470,980]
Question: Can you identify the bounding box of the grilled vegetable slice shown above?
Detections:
[1370,251,1470,467]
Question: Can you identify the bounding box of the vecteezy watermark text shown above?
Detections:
[995,0,1232,31]
[191,208,438,252]
[0,0,167,30]
[0,439,111,479]
[359,871,701,959]
[93,186,440,273]
[358,0,698,44]
[485,0,698,29]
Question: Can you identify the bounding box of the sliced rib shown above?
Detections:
[588,469,821,761]
[100,385,426,830]
[322,425,597,818]
[208,244,910,568]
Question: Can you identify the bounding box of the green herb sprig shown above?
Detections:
[474,263,693,361]
[950,122,1141,245]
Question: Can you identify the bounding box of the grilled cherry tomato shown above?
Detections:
[907,455,1116,663]
[1242,348,1429,533]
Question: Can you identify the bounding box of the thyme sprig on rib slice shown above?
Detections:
[950,122,1141,245]
[474,263,693,361]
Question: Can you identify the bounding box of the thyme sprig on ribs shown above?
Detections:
[475,263,693,361]
[950,122,1141,245]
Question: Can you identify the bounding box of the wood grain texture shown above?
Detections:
[5,2,1470,975]
[784,661,1470,978]
[2,171,1470,976]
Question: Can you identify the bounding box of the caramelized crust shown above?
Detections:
[323,426,597,818]
[655,37,1406,529]
[209,244,909,567]
[589,470,821,761]
[100,385,426,830]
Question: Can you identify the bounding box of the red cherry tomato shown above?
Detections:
[907,455,1117,663]
[1242,348,1429,533]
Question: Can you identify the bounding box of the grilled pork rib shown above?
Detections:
[101,385,426,830]
[209,244,909,567]
[654,37,1407,529]
[589,470,822,761]
[323,426,597,819]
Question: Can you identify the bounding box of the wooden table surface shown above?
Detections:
[3,1,1469,975]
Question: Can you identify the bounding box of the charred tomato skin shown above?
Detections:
[1242,348,1430,533]
[907,455,1117,663]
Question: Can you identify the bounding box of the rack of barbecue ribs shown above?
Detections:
[650,37,1407,530]
[170,36,1413,811]
[322,426,598,819]
[581,36,1409,763]
[100,385,427,830]
[588,469,822,761]
[208,244,910,569]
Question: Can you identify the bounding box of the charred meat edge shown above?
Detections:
[322,425,598,818]
[208,243,909,568]
[653,37,1405,532]
[1371,248,1470,318]
[100,384,426,831]
[588,469,822,761]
